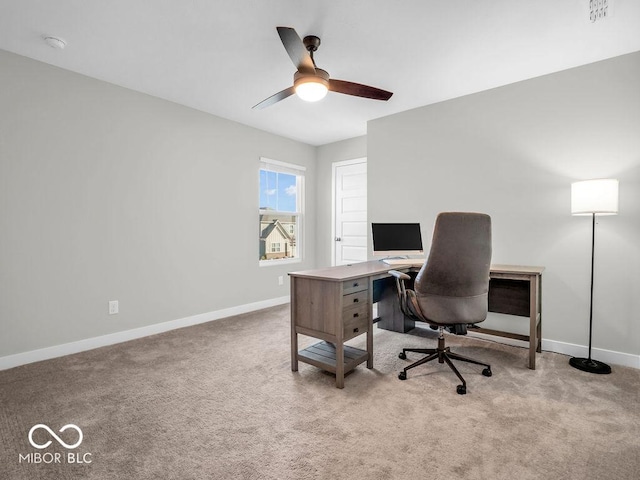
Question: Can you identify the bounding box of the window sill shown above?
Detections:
[259,258,302,268]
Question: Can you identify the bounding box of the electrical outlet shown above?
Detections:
[278,276,284,286]
[108,300,119,315]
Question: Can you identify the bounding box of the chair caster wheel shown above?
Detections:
[482,367,492,377]
[456,385,466,395]
[398,352,407,360]
[398,371,407,380]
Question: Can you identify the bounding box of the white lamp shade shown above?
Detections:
[571,179,619,215]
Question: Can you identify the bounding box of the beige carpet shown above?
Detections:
[1,305,638,480]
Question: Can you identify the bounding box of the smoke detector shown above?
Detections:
[44,36,66,50]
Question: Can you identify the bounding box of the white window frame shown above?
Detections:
[259,157,305,267]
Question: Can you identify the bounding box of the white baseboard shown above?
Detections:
[541,339,640,369]
[0,296,290,371]
[4,300,638,372]
[467,331,639,369]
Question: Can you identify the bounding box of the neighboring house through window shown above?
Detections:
[259,158,305,265]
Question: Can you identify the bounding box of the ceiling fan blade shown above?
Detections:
[252,86,296,110]
[276,27,316,75]
[329,79,393,101]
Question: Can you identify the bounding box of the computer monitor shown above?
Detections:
[371,223,424,257]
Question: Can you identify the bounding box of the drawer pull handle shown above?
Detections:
[353,327,359,333]
[353,282,359,287]
[353,313,359,318]
[353,298,359,303]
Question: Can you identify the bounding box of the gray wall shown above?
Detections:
[0,50,316,357]
[316,136,367,267]
[2,46,638,363]
[368,52,640,357]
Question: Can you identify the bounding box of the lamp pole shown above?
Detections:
[569,211,611,374]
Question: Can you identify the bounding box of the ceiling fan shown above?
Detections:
[252,27,393,109]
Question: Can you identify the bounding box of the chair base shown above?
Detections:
[398,330,492,394]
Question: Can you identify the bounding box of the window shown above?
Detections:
[259,158,305,265]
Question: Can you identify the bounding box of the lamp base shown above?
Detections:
[569,357,611,374]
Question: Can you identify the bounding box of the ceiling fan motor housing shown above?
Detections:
[294,68,329,88]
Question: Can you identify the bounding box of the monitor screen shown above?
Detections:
[371,223,424,256]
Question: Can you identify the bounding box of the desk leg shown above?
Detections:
[528,274,540,370]
[336,342,345,389]
[367,280,374,369]
[291,332,298,372]
[367,327,373,369]
[537,275,542,354]
[290,280,298,372]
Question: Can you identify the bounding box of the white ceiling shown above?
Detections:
[1,1,639,146]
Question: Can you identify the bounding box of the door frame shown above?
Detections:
[331,157,367,266]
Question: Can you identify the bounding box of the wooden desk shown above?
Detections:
[289,261,544,388]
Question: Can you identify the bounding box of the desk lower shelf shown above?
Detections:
[297,341,368,374]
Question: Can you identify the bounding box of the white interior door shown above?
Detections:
[333,159,367,265]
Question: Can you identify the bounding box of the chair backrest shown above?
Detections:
[413,212,492,325]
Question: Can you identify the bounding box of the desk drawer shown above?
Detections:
[342,277,368,295]
[343,304,369,341]
[343,290,368,308]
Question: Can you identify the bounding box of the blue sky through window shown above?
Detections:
[259,170,297,212]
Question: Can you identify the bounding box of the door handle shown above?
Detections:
[335,237,341,242]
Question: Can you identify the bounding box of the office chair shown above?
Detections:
[390,212,493,394]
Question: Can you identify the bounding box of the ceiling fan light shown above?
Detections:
[293,69,330,103]
[295,79,328,102]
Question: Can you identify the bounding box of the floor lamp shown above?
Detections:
[570,178,618,374]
